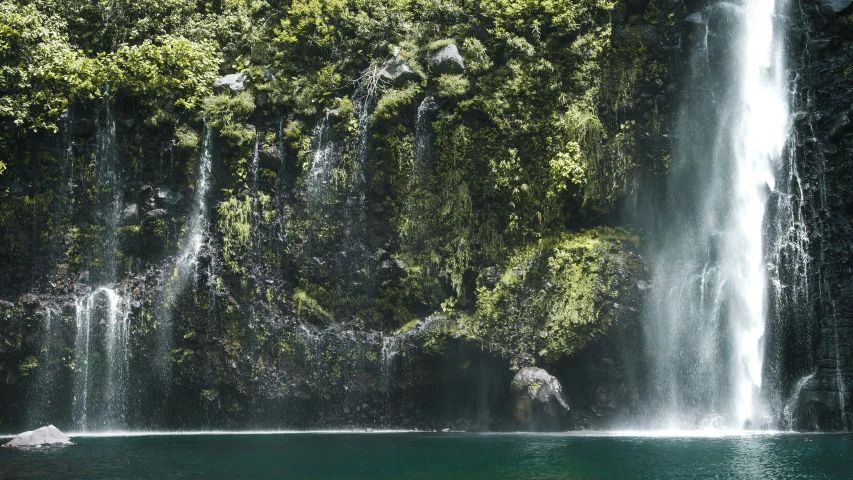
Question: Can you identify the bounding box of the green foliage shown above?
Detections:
[218,194,253,275]
[373,85,423,121]
[434,74,469,98]
[203,92,256,145]
[0,2,95,130]
[103,35,221,110]
[455,227,641,368]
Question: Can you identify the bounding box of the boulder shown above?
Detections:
[260,143,284,172]
[213,73,247,93]
[4,425,73,448]
[811,0,853,24]
[380,56,421,86]
[511,367,569,426]
[816,0,853,14]
[156,187,183,207]
[427,44,465,75]
[145,208,167,219]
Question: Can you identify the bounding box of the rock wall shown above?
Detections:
[0,0,716,433]
[788,1,853,431]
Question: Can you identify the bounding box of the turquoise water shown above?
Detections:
[1,432,851,479]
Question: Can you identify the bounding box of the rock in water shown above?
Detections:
[4,425,73,448]
[511,367,570,427]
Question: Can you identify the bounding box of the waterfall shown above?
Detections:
[340,86,375,291]
[782,372,815,430]
[94,99,122,285]
[643,0,790,429]
[174,123,214,283]
[275,119,288,251]
[250,131,262,268]
[305,112,341,214]
[68,98,132,431]
[28,308,63,427]
[72,287,129,431]
[156,123,214,386]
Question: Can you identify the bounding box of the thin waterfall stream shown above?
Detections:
[156,123,214,391]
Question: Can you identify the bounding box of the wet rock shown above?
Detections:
[123,203,139,224]
[3,425,73,448]
[479,266,500,288]
[625,0,649,13]
[260,144,283,172]
[511,367,569,427]
[145,208,167,219]
[427,44,465,75]
[610,7,626,25]
[380,56,421,86]
[816,0,853,15]
[829,112,851,139]
[72,119,95,136]
[807,38,831,54]
[156,187,183,207]
[684,12,704,25]
[213,73,247,93]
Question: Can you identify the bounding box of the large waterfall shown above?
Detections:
[644,0,791,429]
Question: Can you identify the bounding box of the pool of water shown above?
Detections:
[1,432,851,479]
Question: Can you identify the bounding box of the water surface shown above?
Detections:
[1,432,850,479]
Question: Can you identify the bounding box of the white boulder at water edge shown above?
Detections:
[3,425,73,448]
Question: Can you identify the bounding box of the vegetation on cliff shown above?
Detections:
[0,0,676,415]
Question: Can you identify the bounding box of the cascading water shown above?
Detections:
[93,99,122,285]
[174,123,214,286]
[72,287,130,431]
[28,308,63,427]
[644,0,791,429]
[305,112,341,215]
[156,123,214,383]
[69,99,131,431]
[340,85,375,291]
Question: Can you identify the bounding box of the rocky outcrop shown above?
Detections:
[380,56,420,86]
[426,44,465,75]
[786,5,853,431]
[213,73,247,93]
[4,425,72,448]
[510,367,569,428]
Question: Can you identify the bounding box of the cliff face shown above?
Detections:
[786,2,853,431]
[8,0,853,434]
[0,0,680,432]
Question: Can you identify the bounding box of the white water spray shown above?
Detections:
[645,0,790,429]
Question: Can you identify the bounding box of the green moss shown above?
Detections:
[203,92,256,146]
[393,319,420,336]
[18,356,38,375]
[455,227,641,368]
[175,125,201,150]
[293,289,334,324]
